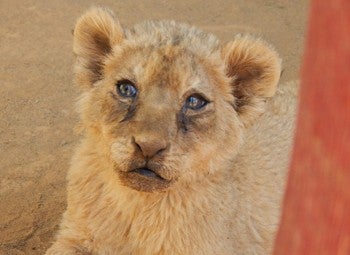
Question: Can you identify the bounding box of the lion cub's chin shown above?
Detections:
[118,168,173,192]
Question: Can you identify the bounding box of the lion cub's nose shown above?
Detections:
[133,136,168,159]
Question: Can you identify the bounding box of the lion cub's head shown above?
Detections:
[73,7,281,192]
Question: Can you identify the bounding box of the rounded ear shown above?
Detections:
[222,35,281,127]
[73,7,124,89]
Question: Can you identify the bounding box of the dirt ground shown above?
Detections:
[0,1,309,254]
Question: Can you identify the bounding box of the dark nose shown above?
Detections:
[133,136,168,159]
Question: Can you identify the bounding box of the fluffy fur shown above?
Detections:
[46,7,297,255]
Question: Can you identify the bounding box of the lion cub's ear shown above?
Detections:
[73,7,124,89]
[222,35,281,127]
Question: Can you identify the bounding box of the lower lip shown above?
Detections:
[132,168,163,179]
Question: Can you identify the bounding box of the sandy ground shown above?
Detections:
[0,1,309,254]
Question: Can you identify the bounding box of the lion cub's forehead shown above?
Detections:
[135,47,210,93]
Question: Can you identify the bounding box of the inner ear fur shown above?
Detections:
[222,35,281,127]
[73,7,124,89]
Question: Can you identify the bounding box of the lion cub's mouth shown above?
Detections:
[132,168,165,180]
[119,166,171,192]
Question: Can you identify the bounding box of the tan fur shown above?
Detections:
[46,7,297,255]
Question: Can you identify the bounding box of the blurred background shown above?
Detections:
[0,1,309,254]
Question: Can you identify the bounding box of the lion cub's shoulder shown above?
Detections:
[234,80,298,207]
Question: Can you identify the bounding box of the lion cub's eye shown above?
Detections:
[185,94,208,110]
[116,80,137,98]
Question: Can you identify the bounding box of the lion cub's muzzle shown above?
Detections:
[119,135,173,192]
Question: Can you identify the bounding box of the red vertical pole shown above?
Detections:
[274,0,350,254]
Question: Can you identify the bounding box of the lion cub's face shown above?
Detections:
[73,8,281,192]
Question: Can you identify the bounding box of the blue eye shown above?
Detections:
[185,94,208,110]
[116,80,137,98]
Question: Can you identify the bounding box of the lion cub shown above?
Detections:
[46,7,296,255]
